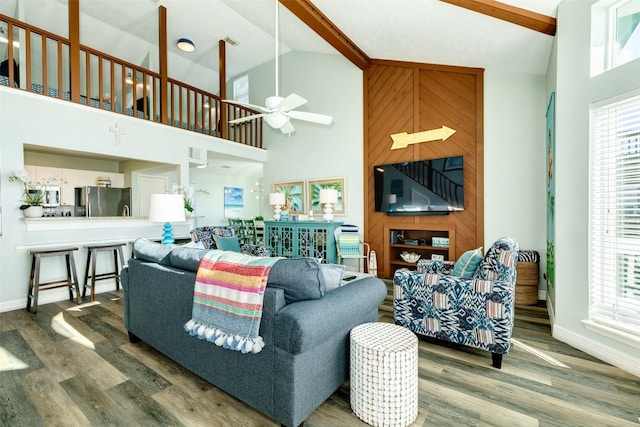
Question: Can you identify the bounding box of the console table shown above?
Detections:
[264,220,343,264]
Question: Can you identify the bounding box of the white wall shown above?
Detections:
[0,87,266,311]
[550,0,640,377]
[484,71,548,298]
[189,167,263,227]
[233,51,365,229]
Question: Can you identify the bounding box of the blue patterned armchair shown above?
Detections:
[393,237,519,368]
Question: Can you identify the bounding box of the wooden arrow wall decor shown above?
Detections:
[390,125,456,150]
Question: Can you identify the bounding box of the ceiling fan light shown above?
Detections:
[265,112,289,129]
[177,38,196,52]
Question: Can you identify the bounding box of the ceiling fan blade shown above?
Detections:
[277,93,307,112]
[222,99,271,113]
[229,114,266,124]
[280,120,295,135]
[287,110,333,125]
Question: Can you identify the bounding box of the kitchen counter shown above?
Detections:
[22,216,193,232]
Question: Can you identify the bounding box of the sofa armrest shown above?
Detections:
[274,277,386,354]
[416,259,455,274]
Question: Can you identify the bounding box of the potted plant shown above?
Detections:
[174,184,209,217]
[9,168,44,217]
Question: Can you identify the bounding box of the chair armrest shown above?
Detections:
[393,269,515,354]
[240,244,272,257]
[416,259,455,274]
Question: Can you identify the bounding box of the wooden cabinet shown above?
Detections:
[265,221,342,264]
[383,224,456,277]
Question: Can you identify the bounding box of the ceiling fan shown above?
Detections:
[223,1,333,135]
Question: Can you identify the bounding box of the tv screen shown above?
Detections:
[374,156,464,215]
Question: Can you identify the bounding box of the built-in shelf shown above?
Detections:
[383,224,456,278]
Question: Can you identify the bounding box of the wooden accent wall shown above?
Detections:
[364,60,484,278]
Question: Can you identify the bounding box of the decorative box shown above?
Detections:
[432,237,449,248]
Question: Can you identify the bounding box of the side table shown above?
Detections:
[350,322,418,427]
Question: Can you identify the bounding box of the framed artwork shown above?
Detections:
[308,177,346,215]
[546,91,555,289]
[272,181,305,214]
[224,187,244,218]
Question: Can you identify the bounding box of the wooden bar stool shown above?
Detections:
[27,247,81,314]
[83,243,126,301]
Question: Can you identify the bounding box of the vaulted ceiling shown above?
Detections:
[1,0,560,95]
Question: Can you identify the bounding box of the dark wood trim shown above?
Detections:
[68,0,81,102]
[219,39,227,140]
[159,6,169,125]
[280,0,371,70]
[475,70,485,247]
[440,0,556,36]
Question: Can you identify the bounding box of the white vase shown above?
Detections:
[23,205,44,218]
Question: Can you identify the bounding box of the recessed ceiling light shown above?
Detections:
[177,38,196,52]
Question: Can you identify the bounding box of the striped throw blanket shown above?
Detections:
[184,250,281,354]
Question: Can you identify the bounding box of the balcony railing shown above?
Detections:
[0,14,263,149]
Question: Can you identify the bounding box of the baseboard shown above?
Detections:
[553,324,640,378]
[0,281,119,313]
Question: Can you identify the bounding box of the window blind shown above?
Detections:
[233,75,249,103]
[590,89,640,336]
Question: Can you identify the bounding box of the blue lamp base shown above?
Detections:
[161,222,175,245]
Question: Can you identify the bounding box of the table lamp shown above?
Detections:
[319,188,338,222]
[148,193,185,244]
[269,192,286,221]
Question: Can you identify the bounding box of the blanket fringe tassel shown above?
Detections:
[184,319,264,354]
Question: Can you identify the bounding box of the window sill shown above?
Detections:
[582,320,640,350]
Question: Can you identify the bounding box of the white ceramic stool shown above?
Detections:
[350,322,418,427]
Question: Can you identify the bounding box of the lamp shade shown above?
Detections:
[386,194,397,204]
[269,192,286,205]
[148,193,185,223]
[319,188,338,204]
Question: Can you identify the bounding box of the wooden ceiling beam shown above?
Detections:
[280,0,371,70]
[440,0,556,36]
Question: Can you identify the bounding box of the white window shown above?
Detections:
[233,74,249,104]
[591,0,640,76]
[590,89,640,341]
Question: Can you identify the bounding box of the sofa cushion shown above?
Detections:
[132,238,174,266]
[213,235,242,252]
[267,258,325,304]
[321,264,346,292]
[453,247,483,278]
[170,246,208,272]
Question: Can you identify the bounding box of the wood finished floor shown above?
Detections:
[1,284,640,427]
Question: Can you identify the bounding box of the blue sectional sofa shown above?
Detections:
[121,239,387,427]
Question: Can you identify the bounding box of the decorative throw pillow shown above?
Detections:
[452,247,483,278]
[212,235,242,252]
[321,264,347,292]
[267,257,325,304]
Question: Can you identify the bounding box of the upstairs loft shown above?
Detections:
[0,13,264,150]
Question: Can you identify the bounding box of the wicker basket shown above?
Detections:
[515,261,539,305]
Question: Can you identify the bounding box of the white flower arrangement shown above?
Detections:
[8,168,67,209]
[173,184,209,213]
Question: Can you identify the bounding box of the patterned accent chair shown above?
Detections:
[190,226,272,257]
[393,237,519,368]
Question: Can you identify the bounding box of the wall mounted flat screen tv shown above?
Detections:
[374,156,464,215]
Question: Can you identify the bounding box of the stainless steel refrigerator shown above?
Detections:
[75,186,132,217]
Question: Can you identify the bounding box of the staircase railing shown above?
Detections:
[0,14,263,149]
